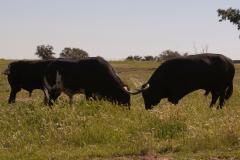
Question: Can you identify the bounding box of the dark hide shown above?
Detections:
[5,60,57,104]
[141,53,235,109]
[44,57,131,106]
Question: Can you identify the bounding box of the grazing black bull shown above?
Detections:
[44,57,133,106]
[135,53,235,109]
[3,60,56,104]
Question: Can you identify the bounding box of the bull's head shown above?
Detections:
[123,83,160,110]
[44,71,63,104]
[140,83,160,110]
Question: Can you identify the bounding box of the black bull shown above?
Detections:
[43,57,134,106]
[135,53,235,109]
[3,60,53,104]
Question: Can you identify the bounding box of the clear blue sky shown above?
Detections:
[0,0,239,60]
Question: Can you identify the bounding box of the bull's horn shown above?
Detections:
[125,83,150,94]
[141,83,150,91]
[123,86,142,95]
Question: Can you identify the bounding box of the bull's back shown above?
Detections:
[150,54,233,89]
[46,58,124,91]
[8,60,51,90]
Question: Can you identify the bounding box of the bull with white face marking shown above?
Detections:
[3,60,57,104]
[44,57,134,106]
[134,53,235,109]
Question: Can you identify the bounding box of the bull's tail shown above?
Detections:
[225,82,233,100]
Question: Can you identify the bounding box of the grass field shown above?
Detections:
[0,59,240,160]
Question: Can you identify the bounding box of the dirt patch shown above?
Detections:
[107,155,172,160]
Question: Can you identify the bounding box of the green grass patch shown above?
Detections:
[0,60,240,159]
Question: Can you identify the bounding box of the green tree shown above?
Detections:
[218,8,240,31]
[125,55,143,61]
[153,56,160,61]
[125,56,134,61]
[133,55,143,61]
[159,50,181,61]
[144,56,154,61]
[60,48,89,59]
[35,45,55,59]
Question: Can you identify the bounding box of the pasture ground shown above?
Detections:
[0,59,240,159]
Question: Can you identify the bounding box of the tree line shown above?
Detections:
[125,7,240,61]
[36,45,190,61]
[35,45,89,60]
[125,50,189,61]
[35,8,240,60]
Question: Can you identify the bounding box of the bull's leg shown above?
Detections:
[48,90,61,106]
[48,96,54,106]
[85,90,103,101]
[204,90,210,96]
[91,93,102,101]
[168,96,179,105]
[48,96,56,106]
[219,91,226,109]
[8,87,21,104]
[126,101,131,110]
[91,95,98,100]
[48,93,55,106]
[42,89,49,105]
[69,95,73,106]
[28,91,32,97]
[85,90,94,100]
[210,91,219,107]
[47,91,53,106]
